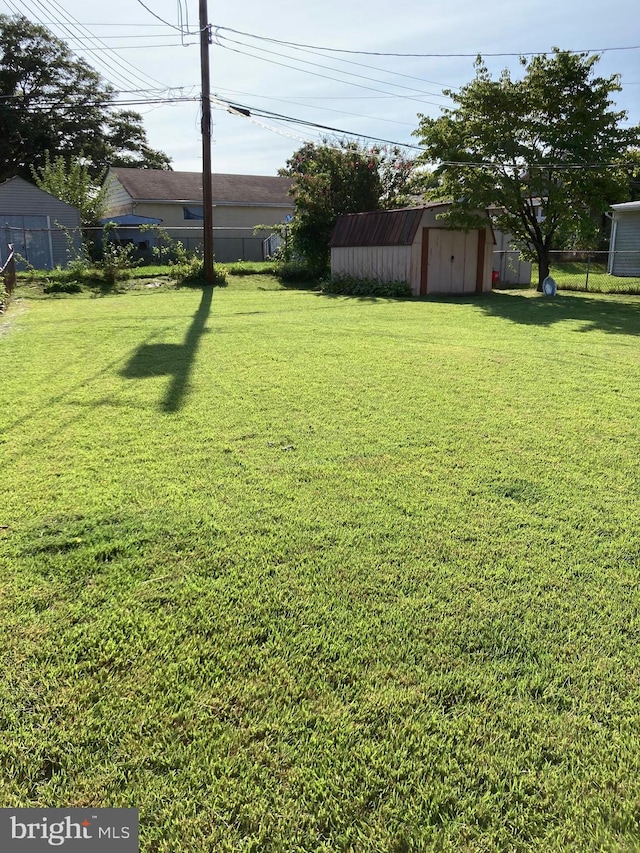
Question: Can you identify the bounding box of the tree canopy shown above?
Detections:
[0,14,171,183]
[279,139,416,275]
[414,50,639,288]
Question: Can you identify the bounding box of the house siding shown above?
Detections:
[492,229,532,285]
[609,213,640,276]
[0,177,81,269]
[103,176,135,217]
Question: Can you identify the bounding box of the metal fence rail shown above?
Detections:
[0,224,280,268]
[492,250,640,293]
[547,251,640,293]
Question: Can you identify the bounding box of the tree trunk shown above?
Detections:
[537,247,550,292]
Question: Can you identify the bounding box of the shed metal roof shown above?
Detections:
[330,204,449,248]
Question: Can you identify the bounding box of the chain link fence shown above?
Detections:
[546,251,640,293]
[0,224,280,270]
[493,250,640,294]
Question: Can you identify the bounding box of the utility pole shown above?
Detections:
[199,0,214,283]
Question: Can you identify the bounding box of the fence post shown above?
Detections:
[1,243,16,309]
[585,255,590,292]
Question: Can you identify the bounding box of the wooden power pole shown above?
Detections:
[199,0,214,283]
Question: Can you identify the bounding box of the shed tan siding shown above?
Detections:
[331,245,412,283]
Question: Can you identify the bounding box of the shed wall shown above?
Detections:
[330,245,412,283]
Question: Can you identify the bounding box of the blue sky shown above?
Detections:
[2,0,639,175]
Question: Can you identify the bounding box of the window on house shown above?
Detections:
[183,206,204,220]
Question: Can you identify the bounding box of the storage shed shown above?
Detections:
[330,203,494,295]
[0,176,81,270]
[608,201,640,276]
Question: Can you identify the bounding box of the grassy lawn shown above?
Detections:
[2,279,640,851]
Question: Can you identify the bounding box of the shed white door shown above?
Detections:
[420,228,481,295]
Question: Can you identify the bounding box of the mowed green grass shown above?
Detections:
[2,281,640,852]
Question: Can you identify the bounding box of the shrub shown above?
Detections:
[171,257,228,287]
[225,261,278,276]
[100,241,139,287]
[274,260,320,284]
[322,275,412,297]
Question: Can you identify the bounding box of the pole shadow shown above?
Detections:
[120,286,213,413]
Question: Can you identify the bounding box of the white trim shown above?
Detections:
[611,201,640,213]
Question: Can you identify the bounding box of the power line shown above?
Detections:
[43,0,170,89]
[212,24,640,59]
[214,95,640,170]
[213,29,454,95]
[132,0,187,33]
[212,39,445,108]
[213,87,418,128]
[213,95,424,150]
[214,31,451,105]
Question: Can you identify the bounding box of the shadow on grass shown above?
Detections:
[434,291,640,337]
[120,286,213,413]
[310,291,411,304]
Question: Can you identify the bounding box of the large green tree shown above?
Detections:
[414,50,639,289]
[279,140,416,275]
[0,14,171,183]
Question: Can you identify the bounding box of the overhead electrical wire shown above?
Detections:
[213,29,454,95]
[3,6,636,173]
[132,0,187,33]
[6,0,143,90]
[213,31,451,106]
[212,38,446,108]
[39,0,170,88]
[212,24,640,59]
[213,96,429,150]
[214,95,640,170]
[213,87,417,128]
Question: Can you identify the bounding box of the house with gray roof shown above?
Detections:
[103,168,294,262]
